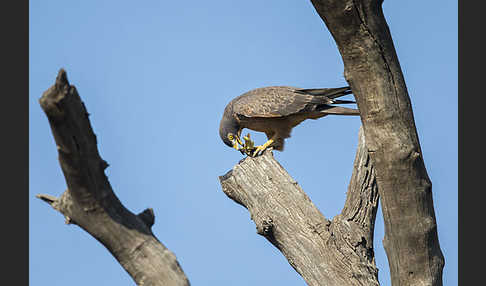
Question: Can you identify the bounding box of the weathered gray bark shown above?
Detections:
[219,128,380,286]
[37,69,190,286]
[309,0,445,285]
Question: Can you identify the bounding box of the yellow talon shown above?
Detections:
[231,132,274,157]
[252,139,274,157]
[235,136,244,147]
[228,133,245,151]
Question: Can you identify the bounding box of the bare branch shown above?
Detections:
[36,194,58,206]
[38,69,190,286]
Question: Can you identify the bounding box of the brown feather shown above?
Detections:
[231,86,313,118]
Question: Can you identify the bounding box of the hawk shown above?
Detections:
[219,86,359,156]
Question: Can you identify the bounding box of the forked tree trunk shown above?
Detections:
[220,128,380,286]
[219,1,444,285]
[37,69,190,286]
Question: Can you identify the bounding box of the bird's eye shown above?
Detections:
[227,134,234,140]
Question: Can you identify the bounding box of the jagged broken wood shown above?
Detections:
[219,128,380,286]
[37,69,190,286]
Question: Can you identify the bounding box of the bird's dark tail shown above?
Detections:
[328,99,356,104]
[295,86,352,99]
[318,106,360,116]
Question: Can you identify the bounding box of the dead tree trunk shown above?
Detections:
[219,128,380,286]
[36,69,190,286]
[219,1,444,285]
[308,0,445,285]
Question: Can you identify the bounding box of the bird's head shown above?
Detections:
[219,106,241,149]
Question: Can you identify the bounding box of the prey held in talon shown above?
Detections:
[226,132,261,157]
[219,86,360,157]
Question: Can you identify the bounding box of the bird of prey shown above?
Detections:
[219,86,360,156]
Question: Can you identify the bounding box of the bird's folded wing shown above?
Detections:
[232,86,315,118]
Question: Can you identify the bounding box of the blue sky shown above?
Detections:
[29,1,457,285]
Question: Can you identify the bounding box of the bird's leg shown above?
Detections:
[235,133,244,147]
[252,138,275,157]
[233,132,274,157]
[229,133,244,151]
[233,130,248,150]
[235,132,249,155]
[232,142,242,151]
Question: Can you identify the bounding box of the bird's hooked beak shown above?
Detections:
[229,133,249,155]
